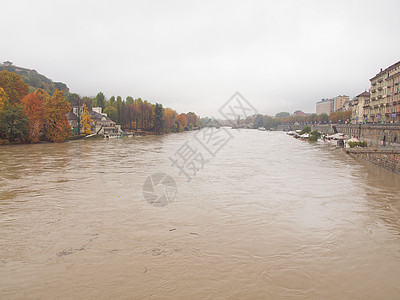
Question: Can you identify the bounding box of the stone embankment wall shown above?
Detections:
[335,124,400,148]
[346,149,400,174]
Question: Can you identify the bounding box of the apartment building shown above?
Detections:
[367,61,400,123]
[332,95,349,112]
[316,98,334,115]
[350,91,370,124]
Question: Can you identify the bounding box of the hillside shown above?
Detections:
[0,61,69,95]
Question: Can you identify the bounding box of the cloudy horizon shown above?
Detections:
[1,0,400,117]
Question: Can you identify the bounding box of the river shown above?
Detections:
[1,129,400,299]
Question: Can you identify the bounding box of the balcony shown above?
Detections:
[378,95,382,99]
[371,89,376,93]
[371,82,377,86]
[378,87,383,91]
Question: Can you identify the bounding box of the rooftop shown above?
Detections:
[370,61,400,81]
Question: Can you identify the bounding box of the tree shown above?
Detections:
[44,90,71,142]
[96,92,105,109]
[0,103,29,141]
[254,114,265,128]
[318,113,329,123]
[116,96,122,124]
[275,112,290,118]
[0,70,29,104]
[154,103,164,134]
[186,112,200,129]
[104,106,118,122]
[0,87,9,110]
[81,96,92,110]
[175,113,187,132]
[81,104,93,135]
[65,93,81,106]
[20,89,48,143]
[126,96,134,104]
[163,108,177,131]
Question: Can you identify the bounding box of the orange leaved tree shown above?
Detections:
[21,89,49,143]
[44,90,72,142]
[175,113,187,132]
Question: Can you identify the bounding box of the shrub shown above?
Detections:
[300,126,311,135]
[348,141,367,148]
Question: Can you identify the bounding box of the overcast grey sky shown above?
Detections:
[1,0,399,116]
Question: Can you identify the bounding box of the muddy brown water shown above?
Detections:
[1,130,400,299]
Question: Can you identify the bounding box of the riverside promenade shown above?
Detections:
[278,123,400,173]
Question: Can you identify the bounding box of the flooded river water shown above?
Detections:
[1,130,400,299]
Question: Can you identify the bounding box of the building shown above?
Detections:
[90,110,122,135]
[368,61,400,123]
[316,98,334,115]
[92,106,107,117]
[332,95,349,111]
[66,106,122,135]
[350,91,370,124]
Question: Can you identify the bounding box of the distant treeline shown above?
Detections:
[243,111,352,129]
[0,69,201,144]
[66,92,201,133]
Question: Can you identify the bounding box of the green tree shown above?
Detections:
[319,113,329,123]
[0,103,29,141]
[154,103,164,134]
[96,92,105,109]
[104,106,118,122]
[91,98,97,108]
[126,96,134,104]
[116,96,122,124]
[299,126,311,134]
[275,112,290,118]
[109,96,116,107]
[65,93,81,106]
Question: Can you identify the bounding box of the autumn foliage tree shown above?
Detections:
[175,113,187,132]
[186,112,200,129]
[0,70,29,104]
[44,90,71,142]
[21,89,48,142]
[81,104,93,134]
[0,87,9,110]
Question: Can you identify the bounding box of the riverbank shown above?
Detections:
[285,125,400,174]
[346,148,400,174]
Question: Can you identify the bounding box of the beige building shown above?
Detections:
[367,61,400,123]
[350,91,370,124]
[316,98,334,115]
[316,95,349,115]
[333,95,350,111]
